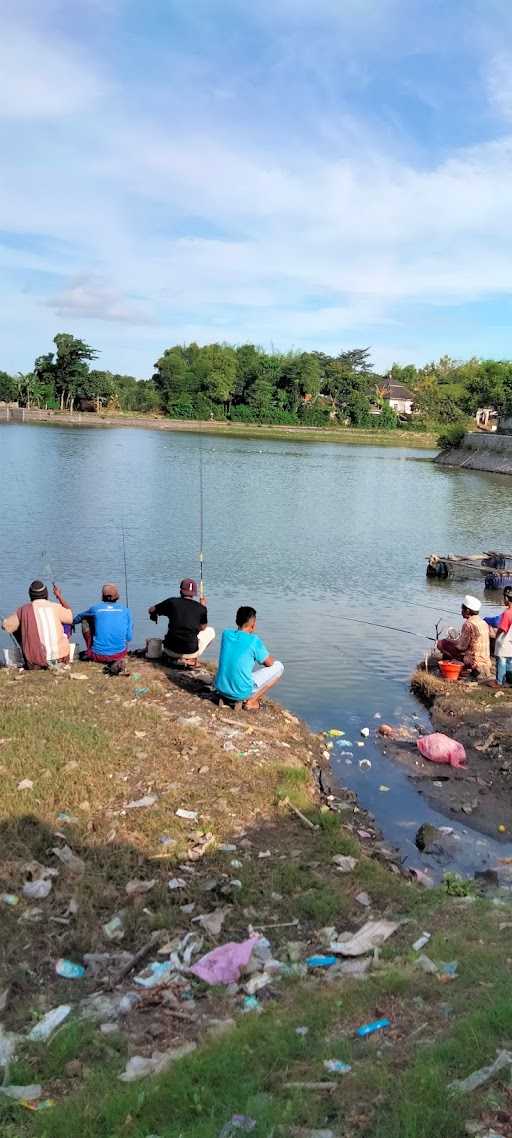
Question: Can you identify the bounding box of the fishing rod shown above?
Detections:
[121,525,130,608]
[198,428,205,602]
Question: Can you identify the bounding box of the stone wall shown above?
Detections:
[435,431,512,475]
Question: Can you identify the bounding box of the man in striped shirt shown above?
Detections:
[2,580,73,668]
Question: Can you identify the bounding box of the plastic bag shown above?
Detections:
[417,733,467,769]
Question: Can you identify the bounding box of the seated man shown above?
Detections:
[494,586,512,686]
[2,580,73,669]
[74,583,132,667]
[148,578,215,667]
[215,605,284,710]
[437,594,491,678]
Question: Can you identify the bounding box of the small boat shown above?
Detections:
[426,551,512,580]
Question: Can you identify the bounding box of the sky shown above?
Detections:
[2,0,512,377]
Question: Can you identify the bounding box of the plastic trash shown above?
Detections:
[355,892,370,908]
[306,954,337,969]
[51,844,85,875]
[168,878,187,891]
[176,808,199,821]
[327,728,344,737]
[379,785,390,792]
[191,937,260,985]
[439,960,458,980]
[356,1018,390,1037]
[242,995,261,1013]
[323,1059,352,1074]
[103,914,125,941]
[56,959,85,979]
[416,954,438,974]
[17,779,33,791]
[1,893,19,906]
[0,1025,21,1068]
[412,932,431,952]
[194,908,228,937]
[134,960,174,988]
[361,728,370,738]
[23,865,58,900]
[295,1025,309,1036]
[417,733,467,769]
[330,920,399,957]
[332,855,358,872]
[336,739,353,748]
[28,1005,71,1041]
[449,1049,512,1094]
[125,879,156,897]
[219,1117,257,1136]
[0,1084,42,1101]
[119,1041,197,1081]
[126,795,157,809]
[359,758,372,769]
[57,812,79,824]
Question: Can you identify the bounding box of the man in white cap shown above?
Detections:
[437,595,491,677]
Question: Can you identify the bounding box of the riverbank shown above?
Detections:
[405,669,512,839]
[0,406,437,448]
[436,431,512,475]
[1,660,512,1137]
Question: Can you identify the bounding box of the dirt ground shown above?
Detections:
[380,669,512,838]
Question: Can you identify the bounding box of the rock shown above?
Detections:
[474,869,499,888]
[65,1059,83,1078]
[415,823,456,857]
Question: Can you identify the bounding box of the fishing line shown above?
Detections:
[336,613,435,640]
[121,524,130,608]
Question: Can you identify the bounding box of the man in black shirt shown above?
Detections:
[148,578,215,668]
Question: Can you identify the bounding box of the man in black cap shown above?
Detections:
[148,578,215,667]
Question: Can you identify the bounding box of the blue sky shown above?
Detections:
[2,0,512,376]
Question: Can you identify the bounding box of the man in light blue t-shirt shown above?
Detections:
[215,605,284,710]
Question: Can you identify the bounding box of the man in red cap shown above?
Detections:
[148,579,215,667]
[74,583,133,668]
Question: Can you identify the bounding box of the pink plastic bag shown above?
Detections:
[190,937,259,985]
[417,732,467,769]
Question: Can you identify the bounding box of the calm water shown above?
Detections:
[2,422,512,874]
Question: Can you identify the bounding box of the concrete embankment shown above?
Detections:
[436,430,512,475]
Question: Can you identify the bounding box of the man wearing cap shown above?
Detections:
[148,579,215,667]
[2,580,73,669]
[74,584,133,666]
[437,595,491,677]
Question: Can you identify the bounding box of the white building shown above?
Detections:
[382,382,415,417]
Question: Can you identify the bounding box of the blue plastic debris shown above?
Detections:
[55,959,85,980]
[356,1017,390,1037]
[306,954,337,969]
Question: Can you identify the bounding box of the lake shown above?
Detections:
[2,421,511,873]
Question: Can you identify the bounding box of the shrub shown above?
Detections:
[437,423,466,449]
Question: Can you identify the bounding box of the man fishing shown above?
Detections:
[493,586,512,686]
[74,583,132,670]
[215,605,284,710]
[436,594,491,678]
[2,580,73,669]
[148,578,215,667]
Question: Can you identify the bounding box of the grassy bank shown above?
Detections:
[0,660,511,1138]
[3,407,438,448]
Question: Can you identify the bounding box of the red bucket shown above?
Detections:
[438,660,464,682]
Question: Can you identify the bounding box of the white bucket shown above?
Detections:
[146,637,163,660]
[0,644,24,668]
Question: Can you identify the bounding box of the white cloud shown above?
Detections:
[0,23,106,118]
[48,277,155,325]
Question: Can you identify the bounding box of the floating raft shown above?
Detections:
[426,551,512,581]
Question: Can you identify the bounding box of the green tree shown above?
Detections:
[52,333,98,411]
[152,346,194,413]
[0,371,16,402]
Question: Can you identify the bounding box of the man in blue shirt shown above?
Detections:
[215,606,284,710]
[74,583,133,669]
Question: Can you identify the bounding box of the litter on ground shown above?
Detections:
[356,1018,390,1037]
[330,919,399,956]
[449,1049,512,1094]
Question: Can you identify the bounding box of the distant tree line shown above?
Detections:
[2,335,512,429]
